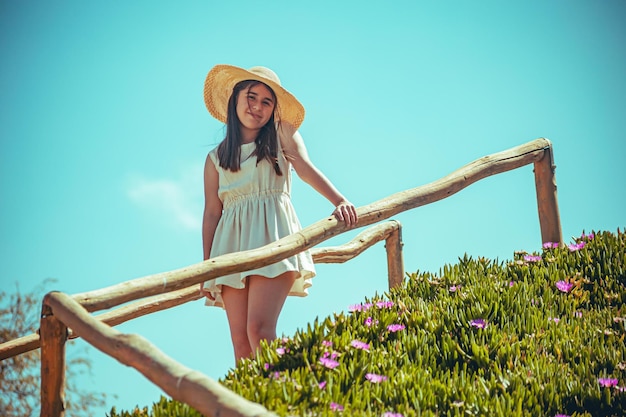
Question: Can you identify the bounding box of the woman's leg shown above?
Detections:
[246,272,298,355]
[221,282,253,362]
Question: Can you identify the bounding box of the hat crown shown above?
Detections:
[204,64,305,129]
[248,66,281,86]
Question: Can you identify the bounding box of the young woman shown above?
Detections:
[200,65,357,362]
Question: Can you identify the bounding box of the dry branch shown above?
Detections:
[71,138,552,313]
[311,220,401,263]
[533,142,563,244]
[44,291,277,417]
[40,300,67,417]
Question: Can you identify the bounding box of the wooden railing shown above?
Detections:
[0,138,562,417]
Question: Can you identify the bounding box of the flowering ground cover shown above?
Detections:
[110,229,625,416]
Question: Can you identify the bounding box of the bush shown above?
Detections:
[110,229,625,416]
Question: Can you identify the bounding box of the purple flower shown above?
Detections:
[318,381,327,389]
[319,357,340,369]
[365,373,388,383]
[543,242,560,249]
[555,280,573,293]
[524,254,542,262]
[376,300,394,309]
[449,285,461,292]
[470,319,487,329]
[387,324,406,332]
[580,232,594,240]
[330,402,344,411]
[549,317,560,324]
[554,414,570,417]
[349,302,373,312]
[364,316,378,327]
[264,363,271,371]
[568,242,585,251]
[508,281,515,287]
[322,340,333,347]
[276,347,286,355]
[598,377,619,388]
[351,340,370,350]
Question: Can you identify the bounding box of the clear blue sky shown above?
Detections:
[1,0,624,414]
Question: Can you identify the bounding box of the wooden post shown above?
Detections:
[533,140,563,246]
[40,293,67,417]
[385,221,404,289]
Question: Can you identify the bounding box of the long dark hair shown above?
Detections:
[217,80,283,175]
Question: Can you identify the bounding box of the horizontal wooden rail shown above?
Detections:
[41,292,276,417]
[0,221,403,360]
[68,138,553,313]
[31,137,561,417]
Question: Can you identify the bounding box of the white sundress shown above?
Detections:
[202,136,316,308]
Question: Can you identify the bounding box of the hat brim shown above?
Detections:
[203,64,305,130]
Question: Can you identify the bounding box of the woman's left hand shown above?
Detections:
[333,200,358,227]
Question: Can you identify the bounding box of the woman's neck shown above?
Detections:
[240,127,259,144]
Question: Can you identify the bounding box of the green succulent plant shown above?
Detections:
[110,229,625,417]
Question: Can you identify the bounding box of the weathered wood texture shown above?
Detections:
[533,140,563,245]
[40,300,67,417]
[385,228,404,289]
[43,292,277,417]
[1,222,401,360]
[70,138,554,313]
[311,220,401,263]
[0,333,39,361]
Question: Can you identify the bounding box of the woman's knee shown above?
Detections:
[247,318,276,344]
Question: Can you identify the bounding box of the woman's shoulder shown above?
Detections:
[207,144,220,165]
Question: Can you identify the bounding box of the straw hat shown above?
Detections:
[203,64,305,129]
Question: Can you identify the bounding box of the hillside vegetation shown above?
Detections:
[109,229,625,417]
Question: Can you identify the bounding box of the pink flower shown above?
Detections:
[351,340,370,350]
[449,285,461,292]
[263,363,271,371]
[598,377,619,388]
[318,381,327,389]
[349,303,373,312]
[549,317,560,324]
[376,300,394,309]
[276,347,286,355]
[364,316,378,327]
[543,242,560,249]
[524,254,542,262]
[568,242,585,251]
[320,357,340,369]
[580,232,594,240]
[383,413,404,417]
[508,281,515,287]
[330,402,344,411]
[322,340,333,347]
[365,373,388,383]
[322,351,339,360]
[555,280,573,293]
[470,319,487,329]
[574,311,583,318]
[387,324,406,332]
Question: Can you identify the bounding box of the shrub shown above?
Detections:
[110,229,625,416]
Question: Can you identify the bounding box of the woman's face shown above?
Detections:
[236,83,275,140]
